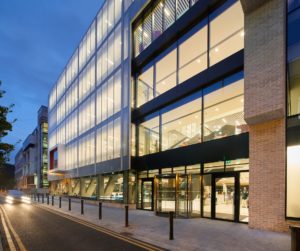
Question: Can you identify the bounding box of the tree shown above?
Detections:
[0,81,15,167]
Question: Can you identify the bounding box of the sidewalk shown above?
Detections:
[35,197,290,251]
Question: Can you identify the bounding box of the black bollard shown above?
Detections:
[52,195,54,206]
[99,202,102,220]
[47,195,49,205]
[125,205,129,227]
[68,198,71,211]
[59,196,61,208]
[81,199,84,215]
[42,194,44,204]
[169,211,174,240]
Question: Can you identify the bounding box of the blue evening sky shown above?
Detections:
[0,0,104,163]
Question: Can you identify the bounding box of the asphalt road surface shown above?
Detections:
[0,197,163,251]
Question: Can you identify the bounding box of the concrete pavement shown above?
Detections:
[35,196,291,251]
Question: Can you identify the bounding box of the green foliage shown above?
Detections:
[0,81,15,167]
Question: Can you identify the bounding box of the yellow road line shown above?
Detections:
[0,206,27,251]
[0,208,16,251]
[35,204,166,251]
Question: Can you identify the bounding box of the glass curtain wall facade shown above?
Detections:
[136,72,247,156]
[287,0,300,219]
[134,0,244,107]
[48,0,135,203]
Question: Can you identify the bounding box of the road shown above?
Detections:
[0,197,162,251]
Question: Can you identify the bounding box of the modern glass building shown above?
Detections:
[48,0,300,232]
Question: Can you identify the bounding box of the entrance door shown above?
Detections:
[213,175,237,221]
[142,179,154,210]
[177,175,188,217]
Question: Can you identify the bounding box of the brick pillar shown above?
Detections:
[240,0,288,232]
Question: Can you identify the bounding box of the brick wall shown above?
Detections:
[241,0,288,232]
[248,119,288,232]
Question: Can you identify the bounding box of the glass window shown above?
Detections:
[99,173,123,201]
[102,2,108,40]
[139,114,160,156]
[115,0,122,24]
[164,0,176,30]
[156,48,177,96]
[101,124,108,161]
[107,121,114,160]
[114,70,122,113]
[97,10,103,46]
[226,159,249,172]
[96,127,102,163]
[143,13,152,50]
[186,165,200,174]
[107,77,114,118]
[204,161,224,173]
[101,42,108,81]
[78,94,95,135]
[56,72,66,101]
[114,24,122,69]
[134,23,143,57]
[108,0,115,33]
[81,177,97,198]
[78,58,95,103]
[239,172,249,222]
[209,1,244,66]
[137,66,154,107]
[152,1,163,41]
[203,76,247,141]
[288,8,300,116]
[173,166,185,174]
[176,0,189,19]
[179,22,208,83]
[96,49,102,84]
[161,92,202,151]
[78,132,95,167]
[203,174,211,217]
[107,34,114,76]
[101,82,108,121]
[114,117,121,158]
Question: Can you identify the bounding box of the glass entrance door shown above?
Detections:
[214,176,235,220]
[142,179,153,210]
[177,175,188,217]
[156,175,176,214]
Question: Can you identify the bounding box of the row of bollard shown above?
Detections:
[32,194,174,240]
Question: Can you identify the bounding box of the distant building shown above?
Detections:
[14,106,48,190]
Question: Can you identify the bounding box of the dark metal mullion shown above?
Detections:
[159,110,162,152]
[207,13,210,68]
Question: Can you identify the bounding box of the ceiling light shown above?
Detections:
[178,121,182,125]
[214,47,219,52]
[143,32,149,38]
[196,58,201,63]
[222,118,227,123]
[194,115,198,119]
[215,107,219,111]
[138,27,143,32]
[160,3,164,7]
[164,9,170,16]
[162,81,166,85]
[240,31,245,37]
[241,98,244,103]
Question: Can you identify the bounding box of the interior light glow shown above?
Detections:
[196,58,201,63]
[222,118,227,123]
[215,107,219,112]
[164,8,170,16]
[240,31,245,37]
[214,47,219,52]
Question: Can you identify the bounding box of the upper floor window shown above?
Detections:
[134,0,244,108]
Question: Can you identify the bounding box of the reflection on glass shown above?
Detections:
[137,67,154,107]
[215,177,235,220]
[204,78,247,141]
[203,175,211,217]
[156,176,176,213]
[190,174,201,216]
[139,115,160,156]
[204,161,224,173]
[177,175,188,217]
[142,181,153,210]
[239,172,249,222]
[69,179,80,196]
[99,173,123,201]
[81,177,97,198]
[288,59,300,116]
[156,49,177,96]
[162,94,202,150]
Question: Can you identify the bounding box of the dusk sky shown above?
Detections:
[0,0,104,163]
